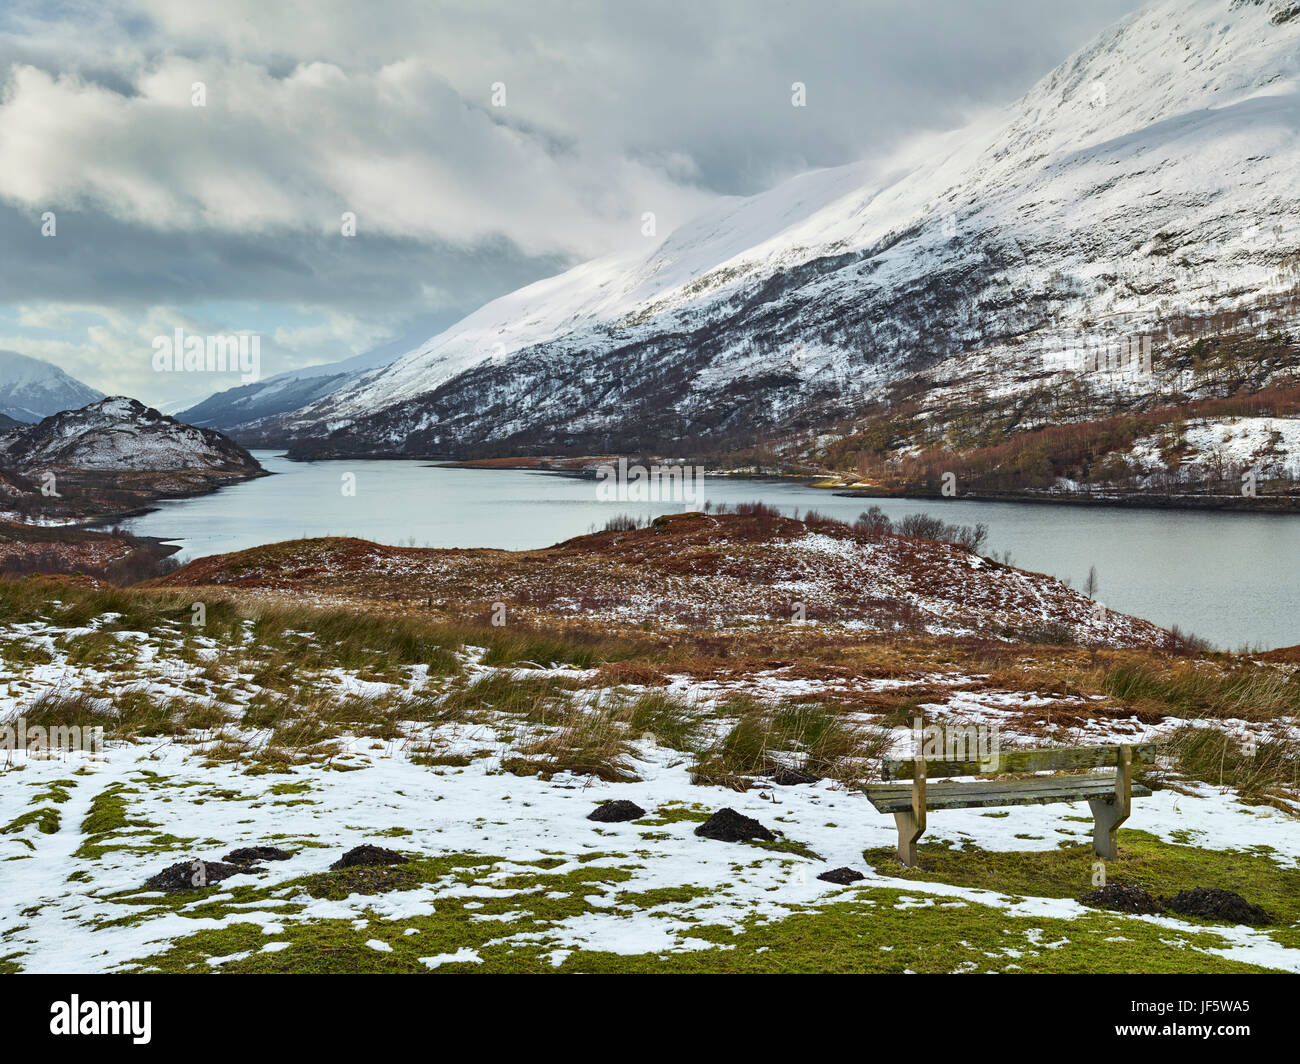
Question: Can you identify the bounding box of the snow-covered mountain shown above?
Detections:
[0,397,263,475]
[0,350,104,423]
[263,0,1300,458]
[176,345,400,433]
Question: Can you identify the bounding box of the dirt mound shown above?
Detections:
[769,766,819,785]
[224,845,294,863]
[817,866,865,884]
[303,865,421,900]
[329,844,410,870]
[587,800,646,822]
[1166,888,1272,925]
[146,858,262,892]
[1079,883,1164,915]
[694,807,776,843]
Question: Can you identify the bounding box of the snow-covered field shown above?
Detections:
[3,601,1299,974]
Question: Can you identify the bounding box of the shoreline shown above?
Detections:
[40,466,275,533]
[431,455,1300,515]
[829,487,1300,515]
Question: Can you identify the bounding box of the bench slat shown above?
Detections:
[881,743,1156,781]
[863,776,1152,813]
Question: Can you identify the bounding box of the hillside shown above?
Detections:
[177,345,399,433]
[155,509,1168,648]
[230,0,1300,474]
[4,538,1299,973]
[0,397,267,522]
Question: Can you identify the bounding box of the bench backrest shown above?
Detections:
[881,743,1156,782]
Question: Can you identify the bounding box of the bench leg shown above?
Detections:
[1088,797,1128,859]
[894,810,924,866]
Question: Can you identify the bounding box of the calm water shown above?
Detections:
[117,451,1300,651]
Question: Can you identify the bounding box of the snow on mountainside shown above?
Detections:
[0,397,263,474]
[0,350,104,423]
[177,345,399,432]
[267,0,1300,458]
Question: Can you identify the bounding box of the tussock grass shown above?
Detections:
[625,691,701,752]
[478,627,656,669]
[7,690,110,733]
[510,697,639,782]
[692,696,892,788]
[8,688,224,742]
[1100,661,1300,720]
[248,607,464,678]
[437,671,582,721]
[1162,725,1300,801]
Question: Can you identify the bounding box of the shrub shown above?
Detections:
[895,512,989,553]
[854,506,892,538]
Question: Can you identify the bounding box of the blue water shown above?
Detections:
[116,452,1300,651]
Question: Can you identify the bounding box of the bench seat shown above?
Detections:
[866,741,1154,865]
[864,775,1152,814]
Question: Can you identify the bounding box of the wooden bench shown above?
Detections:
[864,743,1154,866]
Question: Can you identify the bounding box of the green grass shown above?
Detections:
[74,781,161,860]
[120,877,1279,974]
[691,696,891,788]
[863,830,1300,948]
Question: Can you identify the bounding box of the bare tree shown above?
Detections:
[1083,565,1099,599]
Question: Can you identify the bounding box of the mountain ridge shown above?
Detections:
[229,0,1300,463]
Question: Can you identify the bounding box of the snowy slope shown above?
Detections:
[176,344,399,431]
[268,0,1300,456]
[0,350,104,423]
[0,397,263,474]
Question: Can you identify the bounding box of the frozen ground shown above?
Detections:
[3,606,1298,973]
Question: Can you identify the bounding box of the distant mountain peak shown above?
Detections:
[0,350,104,423]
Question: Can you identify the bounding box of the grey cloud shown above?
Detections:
[0,0,1144,402]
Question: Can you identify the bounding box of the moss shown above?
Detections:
[122,881,1277,975]
[122,857,646,972]
[863,831,1300,946]
[747,837,821,860]
[635,802,712,826]
[614,885,713,908]
[2,807,61,835]
[267,781,312,796]
[31,779,76,804]
[74,782,160,860]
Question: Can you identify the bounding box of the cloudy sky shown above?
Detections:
[0,0,1139,409]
